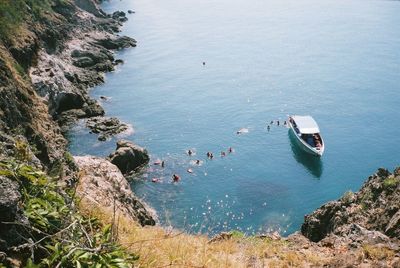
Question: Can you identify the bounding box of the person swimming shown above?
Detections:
[161,161,165,168]
[277,120,280,126]
[221,151,226,157]
[267,125,270,131]
[228,147,233,153]
[188,149,193,156]
[172,174,180,182]
[196,160,201,165]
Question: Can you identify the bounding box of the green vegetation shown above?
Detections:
[0,0,72,41]
[0,0,25,39]
[0,159,137,267]
[383,176,400,190]
[341,190,354,205]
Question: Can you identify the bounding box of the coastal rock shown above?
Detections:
[74,0,106,17]
[302,167,400,242]
[73,56,95,68]
[109,140,149,174]
[74,156,155,226]
[86,117,129,141]
[95,36,137,50]
[112,11,128,22]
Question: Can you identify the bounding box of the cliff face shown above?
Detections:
[0,1,155,266]
[302,168,400,242]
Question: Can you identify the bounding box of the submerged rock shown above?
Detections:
[86,117,129,141]
[109,140,149,174]
[74,156,155,226]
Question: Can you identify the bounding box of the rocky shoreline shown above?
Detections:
[1,0,400,266]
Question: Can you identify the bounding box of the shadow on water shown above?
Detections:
[288,130,323,178]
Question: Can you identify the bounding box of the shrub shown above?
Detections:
[383,177,399,190]
[0,159,138,266]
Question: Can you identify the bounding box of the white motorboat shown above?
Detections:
[288,115,324,157]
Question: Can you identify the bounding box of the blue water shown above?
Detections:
[69,0,400,235]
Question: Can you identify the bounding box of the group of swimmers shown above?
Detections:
[152,147,235,183]
[152,119,286,183]
[267,119,287,132]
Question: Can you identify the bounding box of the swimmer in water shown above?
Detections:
[187,168,193,173]
[221,151,226,157]
[210,153,214,159]
[188,149,193,156]
[196,159,201,165]
[284,120,287,126]
[277,120,280,126]
[270,120,273,124]
[207,152,211,158]
[172,174,180,182]
[228,147,234,153]
[161,161,165,168]
[267,125,270,131]
[203,62,206,66]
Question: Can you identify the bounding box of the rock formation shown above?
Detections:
[109,140,150,174]
[74,156,155,226]
[302,167,400,246]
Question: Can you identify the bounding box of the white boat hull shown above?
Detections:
[288,121,324,157]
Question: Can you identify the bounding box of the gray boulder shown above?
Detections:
[109,140,149,174]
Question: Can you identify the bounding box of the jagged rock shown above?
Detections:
[71,49,114,64]
[128,10,135,14]
[112,11,128,22]
[74,0,106,17]
[74,156,155,226]
[86,117,129,141]
[73,56,95,68]
[302,167,400,242]
[93,62,114,72]
[82,102,105,117]
[95,36,137,50]
[109,140,149,174]
[114,59,124,65]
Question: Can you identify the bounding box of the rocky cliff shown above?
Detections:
[0,0,154,266]
[1,0,399,267]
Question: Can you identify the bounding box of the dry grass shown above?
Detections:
[362,244,395,261]
[78,200,331,268]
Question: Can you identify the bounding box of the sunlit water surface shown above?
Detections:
[69,0,400,235]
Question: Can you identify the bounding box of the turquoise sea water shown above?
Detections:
[69,0,400,235]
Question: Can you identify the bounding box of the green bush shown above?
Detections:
[0,159,138,267]
[383,177,399,190]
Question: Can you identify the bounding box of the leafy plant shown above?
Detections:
[0,159,138,267]
[383,177,399,190]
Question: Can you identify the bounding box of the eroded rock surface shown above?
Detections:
[74,156,155,226]
[302,167,400,244]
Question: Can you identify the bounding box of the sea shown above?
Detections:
[69,0,400,236]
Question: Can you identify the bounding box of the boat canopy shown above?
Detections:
[292,115,320,134]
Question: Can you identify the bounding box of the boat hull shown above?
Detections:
[288,122,324,157]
